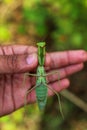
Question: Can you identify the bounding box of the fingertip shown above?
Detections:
[62,78,70,89]
[80,50,87,62]
[24,53,38,71]
[26,53,38,66]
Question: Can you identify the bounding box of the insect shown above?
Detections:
[24,42,64,118]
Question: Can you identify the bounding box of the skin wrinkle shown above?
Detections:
[1,54,28,74]
[7,55,12,72]
[11,55,18,73]
[66,51,77,65]
[66,51,70,65]
[56,51,70,67]
[49,52,56,69]
[1,47,5,116]
[2,75,6,115]
[1,46,5,55]
[9,76,17,110]
[11,46,15,54]
[10,74,16,112]
[3,75,14,115]
[0,75,4,115]
[6,55,17,73]
[50,52,60,69]
[45,53,51,67]
[0,47,15,73]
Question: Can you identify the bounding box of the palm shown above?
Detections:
[0,45,37,116]
[0,73,36,116]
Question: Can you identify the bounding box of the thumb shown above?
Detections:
[0,53,38,74]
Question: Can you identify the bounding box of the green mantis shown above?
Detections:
[24,42,64,118]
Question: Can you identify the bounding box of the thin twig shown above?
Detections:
[60,89,87,113]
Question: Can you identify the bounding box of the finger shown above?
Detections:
[0,53,38,74]
[46,50,87,69]
[48,78,70,96]
[0,45,37,55]
[47,63,84,83]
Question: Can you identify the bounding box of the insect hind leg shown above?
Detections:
[24,85,38,108]
[44,70,64,117]
[44,83,64,119]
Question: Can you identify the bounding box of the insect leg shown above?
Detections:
[26,73,38,76]
[22,72,39,88]
[45,70,60,76]
[22,73,29,88]
[44,83,64,119]
[24,85,39,113]
[24,85,38,106]
[44,70,61,88]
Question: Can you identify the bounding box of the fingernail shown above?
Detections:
[26,54,37,65]
[83,51,87,61]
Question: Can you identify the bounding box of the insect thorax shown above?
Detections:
[37,66,46,76]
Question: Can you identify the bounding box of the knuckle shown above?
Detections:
[6,55,18,73]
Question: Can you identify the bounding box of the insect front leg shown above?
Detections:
[45,70,61,86]
[45,70,60,78]
[22,72,38,88]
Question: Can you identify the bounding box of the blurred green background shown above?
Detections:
[0,0,87,130]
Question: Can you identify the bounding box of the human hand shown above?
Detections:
[0,45,87,117]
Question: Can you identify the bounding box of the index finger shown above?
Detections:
[46,50,87,69]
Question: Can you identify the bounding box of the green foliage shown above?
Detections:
[17,24,27,35]
[23,4,48,36]
[0,25,11,42]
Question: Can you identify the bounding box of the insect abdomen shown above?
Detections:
[36,83,47,110]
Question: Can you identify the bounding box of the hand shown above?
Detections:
[0,45,87,117]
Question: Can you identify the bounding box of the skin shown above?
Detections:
[0,45,87,117]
